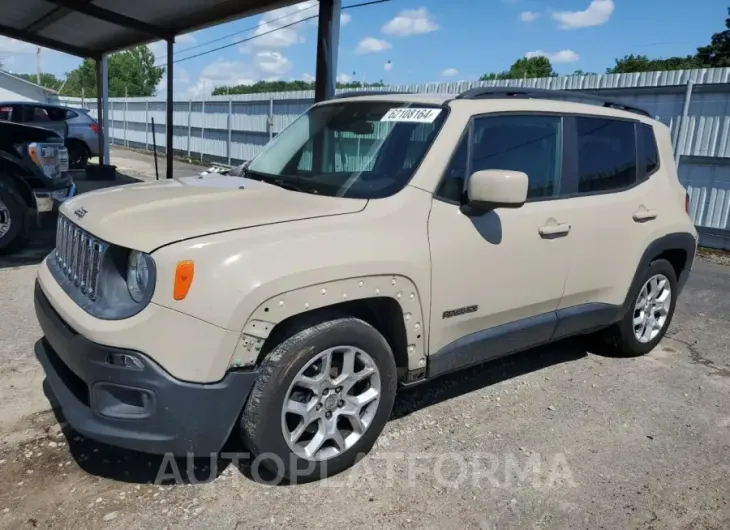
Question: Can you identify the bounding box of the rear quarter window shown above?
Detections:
[639,123,659,177]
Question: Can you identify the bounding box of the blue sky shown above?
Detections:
[0,0,724,97]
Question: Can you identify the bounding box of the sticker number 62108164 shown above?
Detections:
[380,107,443,123]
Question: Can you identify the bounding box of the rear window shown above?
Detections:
[640,123,659,177]
[576,117,637,193]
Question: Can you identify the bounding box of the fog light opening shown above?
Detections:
[107,352,144,370]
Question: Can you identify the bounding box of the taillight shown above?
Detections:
[89,122,100,134]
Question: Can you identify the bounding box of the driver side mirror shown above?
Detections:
[463,169,528,213]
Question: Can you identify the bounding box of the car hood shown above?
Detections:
[60,174,367,252]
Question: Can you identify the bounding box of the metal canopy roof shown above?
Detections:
[0,0,299,58]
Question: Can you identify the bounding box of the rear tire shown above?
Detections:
[67,141,89,169]
[240,317,397,483]
[600,259,678,357]
[0,179,29,254]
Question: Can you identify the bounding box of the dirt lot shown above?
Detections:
[0,149,728,529]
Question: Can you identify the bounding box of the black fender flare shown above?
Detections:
[620,232,697,315]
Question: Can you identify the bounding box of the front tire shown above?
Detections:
[602,259,678,357]
[0,179,29,254]
[240,317,397,483]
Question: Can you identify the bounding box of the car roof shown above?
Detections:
[318,90,658,124]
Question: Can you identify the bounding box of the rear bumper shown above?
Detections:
[34,281,257,456]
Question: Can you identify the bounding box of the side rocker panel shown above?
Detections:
[230,275,427,372]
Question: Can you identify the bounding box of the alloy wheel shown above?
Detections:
[281,345,381,462]
[633,273,672,343]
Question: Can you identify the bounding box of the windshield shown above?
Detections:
[245,100,447,199]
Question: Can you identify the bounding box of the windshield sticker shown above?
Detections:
[380,108,442,123]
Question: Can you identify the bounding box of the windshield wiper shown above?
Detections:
[243,169,316,194]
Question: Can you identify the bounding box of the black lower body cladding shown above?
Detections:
[34,281,257,456]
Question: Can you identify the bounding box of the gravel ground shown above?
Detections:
[0,150,728,529]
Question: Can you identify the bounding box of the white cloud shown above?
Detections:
[384,61,393,72]
[382,8,439,37]
[525,49,580,63]
[552,0,614,30]
[0,37,76,76]
[520,11,540,22]
[156,66,191,94]
[301,72,315,82]
[180,53,292,97]
[250,1,318,49]
[337,73,352,83]
[254,50,291,76]
[441,68,459,77]
[355,37,391,54]
[185,60,257,97]
[0,36,35,55]
[340,13,352,26]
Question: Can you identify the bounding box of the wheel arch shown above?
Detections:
[229,275,427,381]
[621,232,697,314]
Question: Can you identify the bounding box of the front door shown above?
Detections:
[427,113,572,372]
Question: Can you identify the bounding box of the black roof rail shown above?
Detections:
[455,87,651,117]
[329,90,413,100]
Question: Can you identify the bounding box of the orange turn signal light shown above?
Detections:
[173,260,194,301]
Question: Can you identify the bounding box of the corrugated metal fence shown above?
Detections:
[53,67,730,248]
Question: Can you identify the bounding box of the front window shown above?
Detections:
[245,101,447,199]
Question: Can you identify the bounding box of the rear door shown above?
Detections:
[20,105,68,138]
[554,116,658,336]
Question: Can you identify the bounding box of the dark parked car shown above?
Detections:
[0,102,101,169]
[0,120,75,253]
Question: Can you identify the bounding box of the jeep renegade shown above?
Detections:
[33,88,697,481]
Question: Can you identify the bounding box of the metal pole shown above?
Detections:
[102,55,110,161]
[314,0,342,103]
[144,99,149,150]
[124,86,128,147]
[166,38,174,179]
[201,96,206,162]
[95,59,104,165]
[151,117,159,180]
[187,98,192,158]
[674,80,694,170]
[227,97,232,166]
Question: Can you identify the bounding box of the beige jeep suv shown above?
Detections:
[34,88,697,481]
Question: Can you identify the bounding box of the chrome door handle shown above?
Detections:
[538,223,571,237]
[633,209,658,222]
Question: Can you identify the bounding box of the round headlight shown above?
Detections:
[127,250,152,303]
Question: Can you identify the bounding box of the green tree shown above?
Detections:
[63,45,163,97]
[212,79,386,96]
[480,56,556,81]
[607,53,701,73]
[696,7,730,66]
[11,72,64,91]
[569,69,597,76]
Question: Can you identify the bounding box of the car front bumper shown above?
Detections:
[34,281,258,456]
[33,181,76,213]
